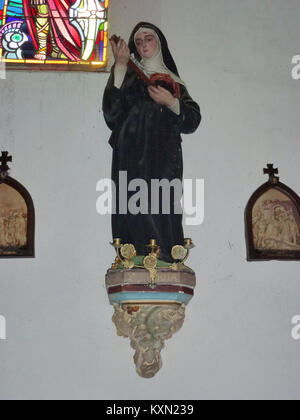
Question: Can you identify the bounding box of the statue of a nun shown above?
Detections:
[103,22,201,263]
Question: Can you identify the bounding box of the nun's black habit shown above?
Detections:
[103,22,201,262]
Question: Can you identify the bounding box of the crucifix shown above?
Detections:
[263,163,279,184]
[0,151,12,179]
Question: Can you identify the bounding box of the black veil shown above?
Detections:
[128,22,181,79]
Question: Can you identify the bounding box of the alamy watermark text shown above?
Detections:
[0,315,6,340]
[96,172,204,226]
[291,315,300,340]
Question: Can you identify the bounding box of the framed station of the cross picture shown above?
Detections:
[0,152,35,258]
[245,165,300,261]
[0,0,110,71]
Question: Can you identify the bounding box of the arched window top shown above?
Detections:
[245,164,300,261]
[0,151,34,258]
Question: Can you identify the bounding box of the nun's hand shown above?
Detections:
[111,38,130,67]
[148,85,176,107]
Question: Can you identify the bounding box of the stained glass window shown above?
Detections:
[0,0,109,71]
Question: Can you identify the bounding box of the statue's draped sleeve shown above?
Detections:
[164,85,201,136]
[103,68,128,134]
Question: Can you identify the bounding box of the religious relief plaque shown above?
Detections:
[245,164,300,261]
[0,151,34,257]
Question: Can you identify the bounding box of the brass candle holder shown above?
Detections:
[145,239,160,256]
[171,238,195,270]
[110,238,136,269]
[144,239,160,288]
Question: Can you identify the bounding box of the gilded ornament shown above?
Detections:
[143,253,157,270]
[122,259,135,269]
[121,243,136,260]
[143,253,158,287]
[171,245,186,260]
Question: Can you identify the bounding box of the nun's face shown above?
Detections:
[135,32,158,59]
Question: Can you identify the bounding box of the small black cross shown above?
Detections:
[263,163,279,183]
[0,151,12,174]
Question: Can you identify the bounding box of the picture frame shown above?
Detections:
[0,152,35,258]
[245,164,300,261]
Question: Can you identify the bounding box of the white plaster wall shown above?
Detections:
[0,0,299,400]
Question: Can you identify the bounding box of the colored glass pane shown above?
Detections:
[0,0,109,70]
